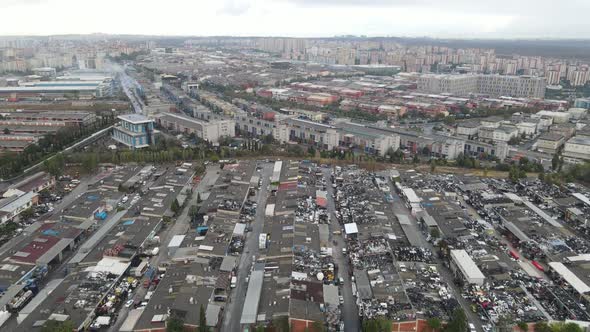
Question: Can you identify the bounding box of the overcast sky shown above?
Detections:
[1,0,588,38]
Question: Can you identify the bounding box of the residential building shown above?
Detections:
[279,117,339,150]
[534,110,571,124]
[0,191,39,223]
[536,133,565,154]
[563,136,590,164]
[456,121,481,138]
[333,122,400,156]
[155,112,235,144]
[417,74,546,98]
[112,114,156,149]
[516,122,538,136]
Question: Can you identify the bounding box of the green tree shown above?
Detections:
[171,199,181,216]
[561,323,583,332]
[444,308,467,332]
[273,316,290,332]
[199,304,208,332]
[517,321,529,331]
[81,153,99,173]
[166,316,185,332]
[551,153,560,170]
[534,321,552,332]
[41,320,75,332]
[362,317,392,332]
[412,155,420,164]
[312,321,325,332]
[426,317,442,332]
[44,154,65,178]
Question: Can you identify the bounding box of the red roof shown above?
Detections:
[278,181,298,191]
[11,235,61,264]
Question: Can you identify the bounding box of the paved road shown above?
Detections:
[108,166,220,332]
[321,167,360,332]
[384,176,484,332]
[222,161,273,332]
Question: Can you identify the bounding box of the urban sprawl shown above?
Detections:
[0,36,589,332]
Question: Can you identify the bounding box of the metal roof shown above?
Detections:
[240,264,265,324]
[549,262,590,295]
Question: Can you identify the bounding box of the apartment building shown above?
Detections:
[333,122,400,156]
[278,117,339,150]
[563,136,590,164]
[155,112,235,144]
[417,74,546,98]
[536,133,565,154]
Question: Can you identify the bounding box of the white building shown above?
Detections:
[516,122,537,136]
[154,112,235,144]
[563,136,590,164]
[534,110,571,124]
[450,250,485,286]
[536,133,565,154]
[417,74,546,98]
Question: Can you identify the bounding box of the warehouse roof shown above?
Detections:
[549,262,590,295]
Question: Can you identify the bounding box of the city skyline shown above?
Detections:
[1,0,590,38]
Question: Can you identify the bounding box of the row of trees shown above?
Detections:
[0,113,115,180]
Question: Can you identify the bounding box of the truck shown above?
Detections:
[259,234,267,250]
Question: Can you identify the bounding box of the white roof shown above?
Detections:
[85,257,129,276]
[401,188,421,204]
[450,250,485,283]
[265,204,275,217]
[118,114,154,124]
[0,191,37,213]
[233,223,246,236]
[573,193,590,208]
[344,222,358,234]
[549,262,590,295]
[168,234,185,248]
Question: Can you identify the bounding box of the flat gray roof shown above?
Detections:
[36,238,74,265]
[240,264,265,324]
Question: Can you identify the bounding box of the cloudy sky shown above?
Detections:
[1,0,588,38]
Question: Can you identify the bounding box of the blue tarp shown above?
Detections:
[95,211,107,220]
[196,226,209,235]
[122,220,135,226]
[42,229,59,236]
[87,195,99,201]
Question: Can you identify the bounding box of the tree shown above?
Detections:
[41,320,75,332]
[517,322,529,331]
[19,207,35,220]
[362,317,391,332]
[44,154,65,178]
[3,128,10,134]
[273,316,290,332]
[167,316,185,332]
[429,228,441,239]
[197,192,202,204]
[534,322,552,332]
[311,321,325,332]
[199,304,208,332]
[561,323,583,332]
[81,153,99,173]
[426,317,442,332]
[444,308,467,332]
[412,155,420,164]
[171,199,181,216]
[552,153,560,170]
